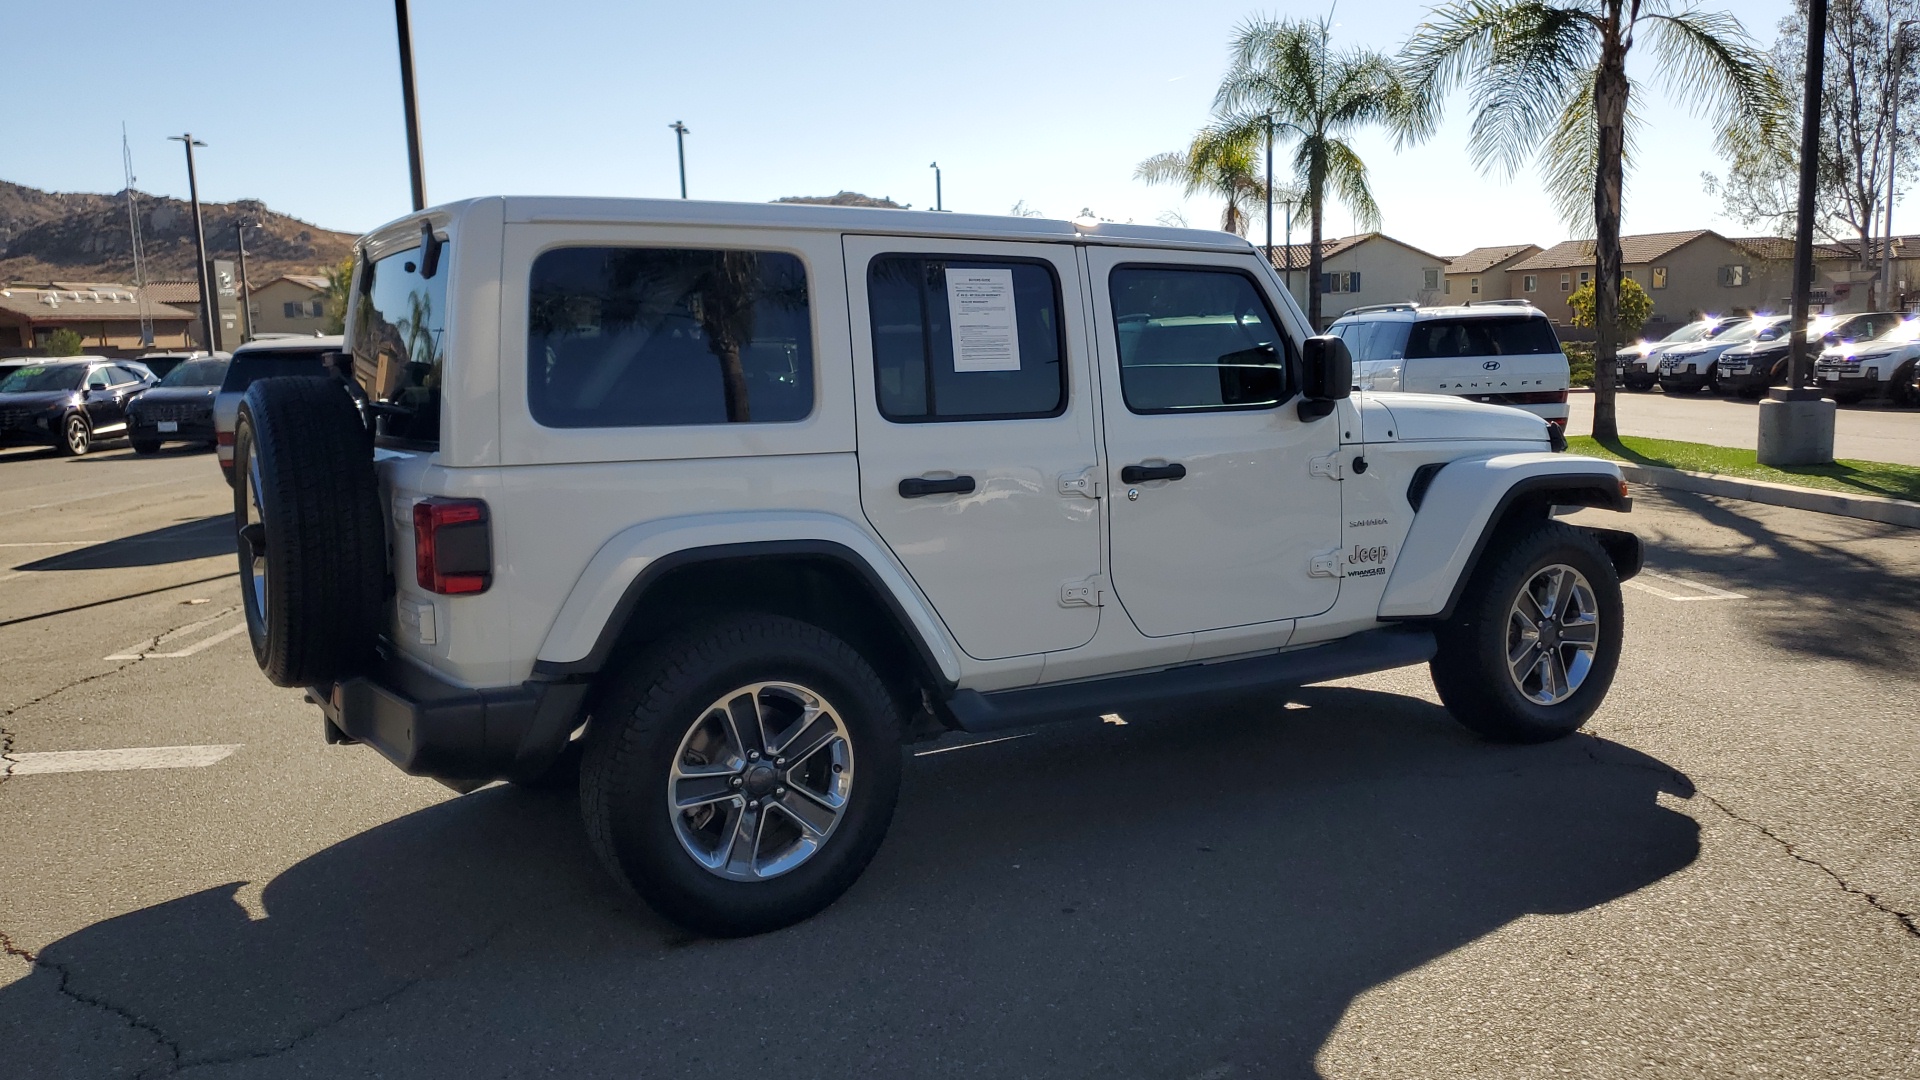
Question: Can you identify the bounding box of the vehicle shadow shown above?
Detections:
[0,688,1699,1079]
[1631,487,1920,671]
[13,514,231,571]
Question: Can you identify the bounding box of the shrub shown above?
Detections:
[1563,342,1595,388]
[46,328,84,356]
[1567,277,1653,338]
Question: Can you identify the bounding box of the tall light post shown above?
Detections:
[929,162,943,211]
[394,0,427,211]
[168,134,215,353]
[1759,0,1835,467]
[670,121,690,198]
[1264,117,1275,267]
[235,219,260,343]
[1882,20,1915,310]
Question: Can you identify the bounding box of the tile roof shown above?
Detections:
[1743,235,1904,260]
[1262,232,1449,270]
[1508,230,1713,271]
[1446,243,1543,275]
[0,284,194,322]
[259,274,330,293]
[140,281,203,305]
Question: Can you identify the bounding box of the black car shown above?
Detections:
[135,350,224,381]
[127,356,230,454]
[0,360,156,456]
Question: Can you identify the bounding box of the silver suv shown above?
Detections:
[1326,301,1571,426]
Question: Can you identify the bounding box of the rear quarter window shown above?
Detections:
[1405,316,1560,359]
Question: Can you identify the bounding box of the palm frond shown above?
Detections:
[1321,138,1383,230]
[1641,8,1791,166]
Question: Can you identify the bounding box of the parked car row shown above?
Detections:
[1613,312,1920,405]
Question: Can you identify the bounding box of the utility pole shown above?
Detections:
[395,0,427,211]
[169,134,216,354]
[1884,22,1913,311]
[1759,0,1836,467]
[1264,117,1274,268]
[929,162,943,211]
[670,121,690,198]
[235,219,258,343]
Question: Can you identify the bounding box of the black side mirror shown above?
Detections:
[1298,335,1352,421]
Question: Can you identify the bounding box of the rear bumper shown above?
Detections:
[310,650,589,787]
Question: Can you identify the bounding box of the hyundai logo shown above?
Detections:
[1482,360,1501,370]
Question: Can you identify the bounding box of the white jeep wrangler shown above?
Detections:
[232,198,1641,937]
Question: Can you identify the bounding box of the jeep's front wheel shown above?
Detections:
[1431,522,1624,743]
[579,615,903,937]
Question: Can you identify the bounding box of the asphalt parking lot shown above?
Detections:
[2,440,1916,1079]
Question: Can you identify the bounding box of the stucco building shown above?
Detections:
[1269,233,1451,329]
[247,274,333,336]
[0,282,194,353]
[1442,244,1542,301]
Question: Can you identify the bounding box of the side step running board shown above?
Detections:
[941,626,1439,733]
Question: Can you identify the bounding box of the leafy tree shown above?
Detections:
[1703,0,1920,305]
[323,255,353,335]
[1135,126,1269,237]
[1401,0,1787,440]
[1212,16,1408,329]
[46,328,83,355]
[1568,275,1654,337]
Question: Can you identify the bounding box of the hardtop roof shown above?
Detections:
[361,197,1255,254]
[1332,302,1549,322]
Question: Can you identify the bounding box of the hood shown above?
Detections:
[132,386,216,405]
[1367,392,1553,444]
[1722,338,1787,357]
[0,390,78,409]
[1616,342,1649,361]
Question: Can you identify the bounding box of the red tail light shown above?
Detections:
[413,498,492,595]
[216,431,235,446]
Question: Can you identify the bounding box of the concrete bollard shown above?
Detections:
[1756,389,1837,466]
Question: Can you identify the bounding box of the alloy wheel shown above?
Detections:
[1505,563,1600,706]
[667,681,854,881]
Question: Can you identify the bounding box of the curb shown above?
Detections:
[1618,462,1920,529]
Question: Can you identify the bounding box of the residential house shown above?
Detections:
[1504,230,1859,336]
[248,275,332,336]
[0,282,194,353]
[1269,233,1451,329]
[1442,243,1543,301]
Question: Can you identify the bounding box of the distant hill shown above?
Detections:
[0,180,356,286]
[776,191,908,209]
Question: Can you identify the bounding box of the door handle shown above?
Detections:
[1120,462,1186,484]
[898,475,976,498]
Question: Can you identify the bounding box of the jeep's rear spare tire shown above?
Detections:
[233,376,386,688]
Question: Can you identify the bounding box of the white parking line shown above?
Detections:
[104,606,245,659]
[3,744,240,776]
[913,733,1034,757]
[1624,569,1748,602]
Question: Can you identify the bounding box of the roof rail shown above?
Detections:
[1340,302,1418,317]
[1463,299,1537,308]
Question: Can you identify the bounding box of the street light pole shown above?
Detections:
[1265,117,1274,268]
[394,0,427,212]
[929,162,943,211]
[235,219,258,344]
[670,121,690,198]
[1883,22,1912,311]
[168,134,215,354]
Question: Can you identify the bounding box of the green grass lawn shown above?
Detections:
[1567,434,1920,504]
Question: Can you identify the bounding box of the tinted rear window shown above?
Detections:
[1331,319,1413,361]
[160,358,229,387]
[1405,317,1560,359]
[220,350,334,393]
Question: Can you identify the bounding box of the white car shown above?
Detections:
[212,335,345,484]
[231,197,1639,937]
[1326,301,1571,425]
[1658,315,1784,394]
[1617,317,1741,390]
[1815,316,1920,404]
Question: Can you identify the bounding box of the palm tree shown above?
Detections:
[1135,126,1270,237]
[1400,1,1786,441]
[1213,16,1408,329]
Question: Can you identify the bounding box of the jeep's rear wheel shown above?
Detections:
[233,376,386,688]
[1431,521,1623,743]
[579,614,902,937]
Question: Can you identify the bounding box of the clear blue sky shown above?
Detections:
[8,0,1862,257]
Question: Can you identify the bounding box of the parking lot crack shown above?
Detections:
[167,916,517,1075]
[0,925,185,1074]
[1699,792,1920,939]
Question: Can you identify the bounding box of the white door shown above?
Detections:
[1086,249,1343,637]
[845,236,1102,660]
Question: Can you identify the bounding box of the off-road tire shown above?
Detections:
[131,436,161,455]
[1431,520,1624,743]
[579,614,903,937]
[233,376,385,688]
[57,414,90,456]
